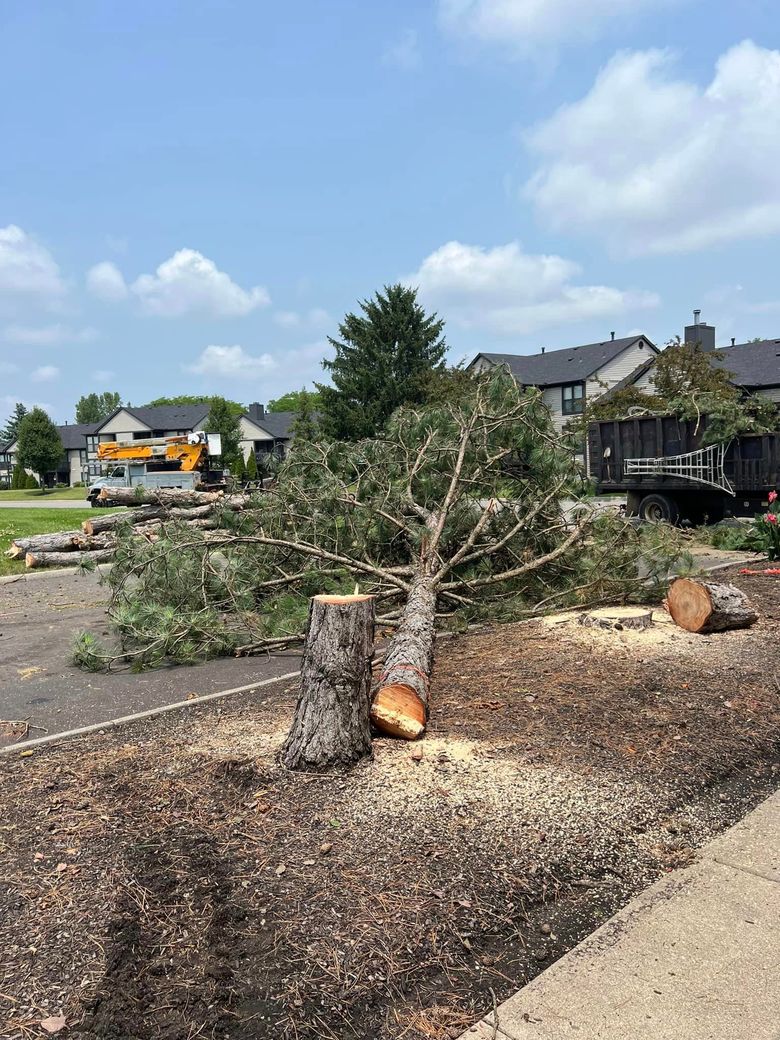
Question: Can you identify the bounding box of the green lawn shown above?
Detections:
[0,508,95,576]
[0,486,89,501]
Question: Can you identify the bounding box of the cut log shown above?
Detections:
[370,574,436,740]
[666,578,758,634]
[25,548,115,569]
[97,487,223,507]
[6,530,82,558]
[579,606,654,631]
[281,594,375,771]
[71,533,117,552]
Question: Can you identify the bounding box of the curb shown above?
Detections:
[0,562,114,585]
[0,670,300,757]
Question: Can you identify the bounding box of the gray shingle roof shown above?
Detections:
[711,339,780,388]
[472,335,656,387]
[95,404,211,433]
[56,422,99,450]
[256,411,296,440]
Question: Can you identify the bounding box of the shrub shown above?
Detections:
[26,473,40,489]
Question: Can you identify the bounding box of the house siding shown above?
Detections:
[99,410,151,437]
[758,386,780,403]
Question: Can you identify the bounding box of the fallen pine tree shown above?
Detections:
[74,369,685,766]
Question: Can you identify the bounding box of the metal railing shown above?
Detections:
[624,443,735,495]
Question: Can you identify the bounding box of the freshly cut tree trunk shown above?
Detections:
[98,487,223,507]
[282,594,375,771]
[579,607,654,631]
[666,578,758,634]
[370,574,437,740]
[25,548,115,569]
[6,531,82,558]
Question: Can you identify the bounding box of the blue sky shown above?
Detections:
[1,0,779,422]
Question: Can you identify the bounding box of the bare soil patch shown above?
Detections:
[1,566,778,1040]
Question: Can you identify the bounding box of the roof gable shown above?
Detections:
[471,335,656,387]
[95,403,211,434]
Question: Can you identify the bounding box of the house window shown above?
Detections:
[562,383,585,415]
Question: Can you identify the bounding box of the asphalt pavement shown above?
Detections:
[0,568,301,742]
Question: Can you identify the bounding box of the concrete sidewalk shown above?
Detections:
[459,791,780,1040]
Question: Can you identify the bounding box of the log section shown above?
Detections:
[666,578,758,634]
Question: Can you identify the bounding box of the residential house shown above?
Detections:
[0,402,298,487]
[0,422,99,488]
[626,312,780,404]
[468,333,659,434]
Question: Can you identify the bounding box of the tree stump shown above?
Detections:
[578,607,654,631]
[666,578,758,634]
[281,594,375,771]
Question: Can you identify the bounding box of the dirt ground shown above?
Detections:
[1,566,779,1040]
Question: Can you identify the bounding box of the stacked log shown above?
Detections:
[4,490,256,570]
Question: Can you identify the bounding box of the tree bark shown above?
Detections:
[370,573,437,740]
[281,594,375,771]
[25,548,115,569]
[6,531,83,558]
[666,578,758,634]
[97,487,223,507]
[83,504,205,534]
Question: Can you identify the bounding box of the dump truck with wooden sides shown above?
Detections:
[588,415,780,523]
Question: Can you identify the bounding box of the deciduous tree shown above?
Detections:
[16,408,63,486]
[75,392,122,424]
[205,396,242,468]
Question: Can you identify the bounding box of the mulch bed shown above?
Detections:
[1,566,779,1040]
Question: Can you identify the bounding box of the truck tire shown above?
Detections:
[639,493,680,524]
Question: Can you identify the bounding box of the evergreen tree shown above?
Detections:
[317,284,446,440]
[290,388,319,443]
[11,463,25,490]
[231,454,248,482]
[25,472,39,489]
[205,396,243,469]
[75,392,121,424]
[246,451,259,480]
[1,402,28,443]
[16,408,63,487]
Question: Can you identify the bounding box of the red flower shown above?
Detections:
[767,513,778,524]
[769,490,778,504]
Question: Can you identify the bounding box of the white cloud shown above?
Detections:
[439,0,677,51]
[87,249,270,317]
[407,239,658,335]
[86,261,128,301]
[525,40,780,255]
[185,345,277,379]
[92,369,115,383]
[31,365,60,383]
[382,28,421,69]
[133,249,270,317]
[0,225,66,308]
[4,323,98,345]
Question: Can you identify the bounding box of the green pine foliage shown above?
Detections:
[317,283,446,440]
[16,408,63,486]
[76,368,683,670]
[25,473,40,489]
[574,341,778,446]
[1,402,28,443]
[11,464,25,490]
[245,451,259,480]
